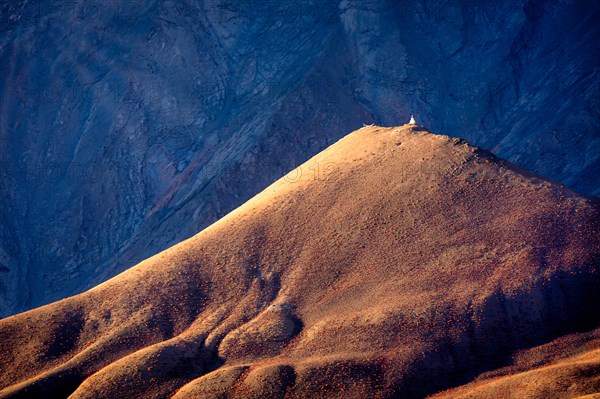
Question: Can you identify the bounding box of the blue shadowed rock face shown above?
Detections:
[0,0,598,316]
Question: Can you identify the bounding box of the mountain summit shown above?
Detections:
[0,125,598,398]
[2,0,599,321]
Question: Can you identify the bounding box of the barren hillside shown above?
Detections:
[430,326,600,398]
[0,125,598,398]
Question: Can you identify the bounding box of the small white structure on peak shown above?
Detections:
[409,114,416,125]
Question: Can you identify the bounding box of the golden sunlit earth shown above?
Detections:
[1,125,598,398]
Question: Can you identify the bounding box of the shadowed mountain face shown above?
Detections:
[431,327,600,399]
[0,125,598,398]
[0,0,599,316]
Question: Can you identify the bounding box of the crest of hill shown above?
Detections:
[0,125,598,399]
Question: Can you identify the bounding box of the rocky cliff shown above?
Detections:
[0,0,599,316]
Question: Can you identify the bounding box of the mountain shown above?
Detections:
[1,125,598,398]
[1,0,599,317]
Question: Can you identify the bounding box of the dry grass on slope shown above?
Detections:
[0,125,598,399]
[430,326,600,399]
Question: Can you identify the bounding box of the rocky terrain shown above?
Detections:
[0,0,599,316]
[0,124,598,398]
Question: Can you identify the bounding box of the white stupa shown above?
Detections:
[409,114,416,124]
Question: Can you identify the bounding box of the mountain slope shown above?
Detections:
[0,125,599,398]
[430,327,600,399]
[1,0,599,317]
